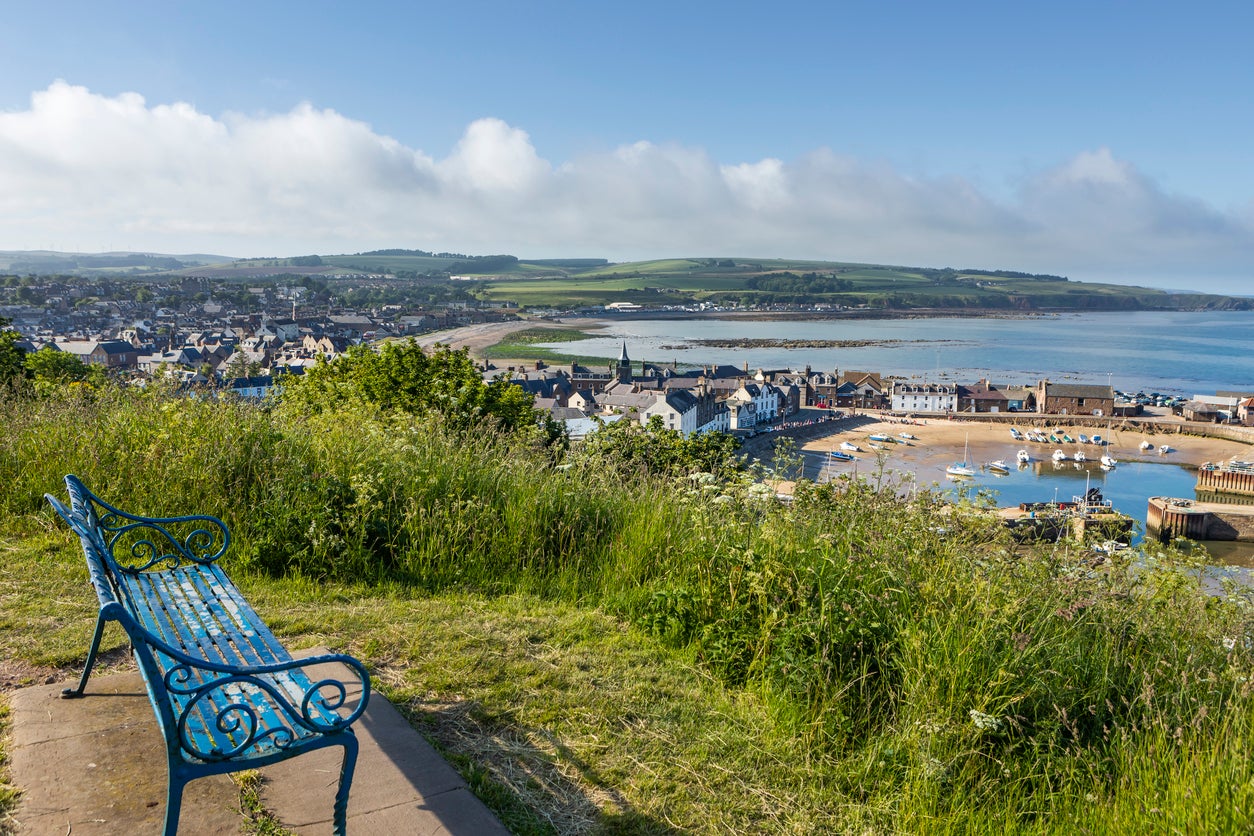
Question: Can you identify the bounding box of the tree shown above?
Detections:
[222,349,260,380]
[23,347,105,388]
[284,339,551,438]
[576,415,741,479]
[0,317,25,385]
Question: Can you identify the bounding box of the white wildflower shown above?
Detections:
[969,709,1003,733]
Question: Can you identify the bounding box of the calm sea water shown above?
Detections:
[807,449,1254,571]
[804,449,1198,527]
[551,310,1254,396]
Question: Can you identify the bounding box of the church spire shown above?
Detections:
[616,342,632,385]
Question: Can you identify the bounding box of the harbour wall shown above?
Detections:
[1146,497,1254,542]
[1197,468,1254,498]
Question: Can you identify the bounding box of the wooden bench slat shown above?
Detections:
[178,569,345,731]
[122,571,248,756]
[164,567,337,723]
[126,570,307,758]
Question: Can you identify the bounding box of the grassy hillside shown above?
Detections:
[471,258,1249,311]
[9,248,1247,311]
[4,377,1254,833]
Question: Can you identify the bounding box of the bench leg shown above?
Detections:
[62,609,109,698]
[333,734,359,836]
[163,771,186,836]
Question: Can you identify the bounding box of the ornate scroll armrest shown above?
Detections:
[160,652,371,761]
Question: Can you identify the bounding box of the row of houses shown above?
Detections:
[490,347,1142,437]
[23,326,1254,432]
[889,380,1123,417]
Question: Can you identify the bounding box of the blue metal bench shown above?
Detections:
[46,474,371,835]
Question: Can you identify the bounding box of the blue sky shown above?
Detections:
[2,0,1253,292]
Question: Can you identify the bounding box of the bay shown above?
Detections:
[548,310,1254,396]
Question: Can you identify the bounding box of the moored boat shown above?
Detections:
[1078,434,1089,444]
[1052,449,1068,462]
[987,460,1011,474]
[1073,451,1087,462]
[1017,449,1031,464]
[868,433,892,443]
[829,450,855,462]
[1100,454,1117,468]
[947,435,976,477]
[840,441,860,452]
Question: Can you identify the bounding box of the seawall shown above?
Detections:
[1146,497,1254,542]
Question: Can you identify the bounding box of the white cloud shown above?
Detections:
[1,82,1252,290]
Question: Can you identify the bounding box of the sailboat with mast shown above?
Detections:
[946,435,976,478]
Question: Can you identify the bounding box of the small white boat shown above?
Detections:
[1100,454,1117,468]
[840,441,861,452]
[1078,433,1090,444]
[1052,449,1068,462]
[1073,451,1087,462]
[868,442,888,451]
[947,435,975,477]
[1159,444,1171,454]
[899,432,918,440]
[1091,434,1103,446]
[868,433,892,443]
[1009,428,1024,440]
[987,460,1010,474]
[1140,440,1154,451]
[1017,449,1031,464]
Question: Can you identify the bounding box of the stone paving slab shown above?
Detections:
[7,650,510,835]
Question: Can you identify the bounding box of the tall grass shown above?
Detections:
[7,383,1254,830]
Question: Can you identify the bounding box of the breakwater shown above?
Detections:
[1147,497,1254,542]
[1197,466,1254,498]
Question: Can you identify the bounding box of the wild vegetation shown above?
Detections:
[3,348,1254,833]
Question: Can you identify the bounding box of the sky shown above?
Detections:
[2,0,1253,293]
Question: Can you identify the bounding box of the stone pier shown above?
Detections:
[1147,496,1254,542]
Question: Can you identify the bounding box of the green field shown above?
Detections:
[465,258,1247,311]
[13,248,1247,313]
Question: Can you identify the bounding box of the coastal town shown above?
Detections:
[4,272,1254,439]
[21,274,1254,552]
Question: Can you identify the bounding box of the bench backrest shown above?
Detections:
[46,493,124,612]
[61,474,231,575]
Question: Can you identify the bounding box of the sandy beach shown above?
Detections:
[801,413,1254,484]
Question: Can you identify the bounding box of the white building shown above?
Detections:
[642,390,701,436]
[891,382,957,413]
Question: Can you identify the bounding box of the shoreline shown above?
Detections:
[412,320,1254,470]
[796,413,1253,484]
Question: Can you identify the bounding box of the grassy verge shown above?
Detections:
[0,527,862,832]
[479,327,613,366]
